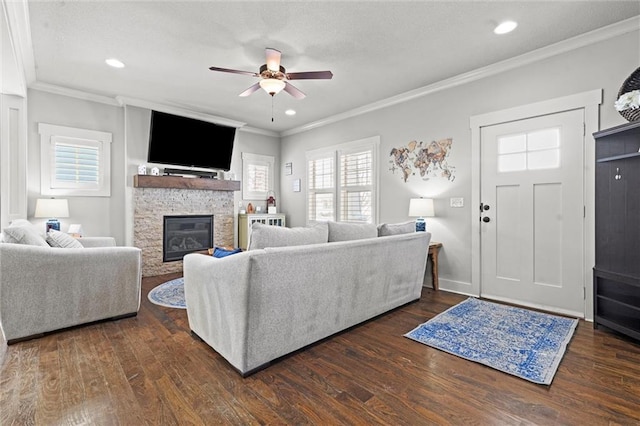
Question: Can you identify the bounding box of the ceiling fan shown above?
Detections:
[209,48,333,99]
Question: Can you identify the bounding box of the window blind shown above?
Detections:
[339,150,373,223]
[54,142,100,185]
[308,156,335,222]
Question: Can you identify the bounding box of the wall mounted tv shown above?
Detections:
[147,110,236,171]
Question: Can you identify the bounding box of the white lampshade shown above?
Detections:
[259,78,286,96]
[408,198,435,218]
[35,198,69,218]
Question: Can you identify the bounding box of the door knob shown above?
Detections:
[482,217,490,223]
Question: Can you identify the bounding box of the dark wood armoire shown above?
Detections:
[593,120,640,341]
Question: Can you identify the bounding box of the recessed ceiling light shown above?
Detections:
[285,109,296,116]
[105,58,125,68]
[494,20,518,35]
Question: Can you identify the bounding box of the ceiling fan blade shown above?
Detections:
[265,48,281,72]
[239,82,261,97]
[209,66,258,77]
[286,70,333,80]
[283,82,306,99]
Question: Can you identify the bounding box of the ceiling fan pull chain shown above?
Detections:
[271,97,274,122]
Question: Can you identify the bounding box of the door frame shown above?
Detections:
[469,89,601,320]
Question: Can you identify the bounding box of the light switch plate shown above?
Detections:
[450,197,464,208]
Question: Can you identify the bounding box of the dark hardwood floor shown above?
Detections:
[2,273,640,425]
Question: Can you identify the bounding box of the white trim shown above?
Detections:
[469,89,602,320]
[2,0,35,90]
[32,82,121,106]
[242,152,275,200]
[282,17,637,137]
[116,96,245,129]
[237,125,279,138]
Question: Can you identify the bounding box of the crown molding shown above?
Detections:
[30,81,122,106]
[116,96,246,128]
[237,126,280,138]
[2,0,35,93]
[282,15,640,137]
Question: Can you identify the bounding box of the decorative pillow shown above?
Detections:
[378,220,416,236]
[46,229,84,248]
[212,246,242,258]
[3,225,49,246]
[248,222,329,250]
[327,221,378,242]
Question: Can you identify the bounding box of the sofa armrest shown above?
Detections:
[0,243,142,341]
[183,252,253,372]
[76,236,116,247]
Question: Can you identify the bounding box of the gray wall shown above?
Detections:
[27,89,126,242]
[279,29,640,291]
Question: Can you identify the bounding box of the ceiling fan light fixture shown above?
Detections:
[259,78,286,96]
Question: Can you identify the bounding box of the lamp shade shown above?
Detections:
[259,78,286,96]
[35,198,69,218]
[408,198,435,217]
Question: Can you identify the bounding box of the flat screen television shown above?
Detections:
[147,110,236,171]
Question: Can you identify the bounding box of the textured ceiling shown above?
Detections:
[26,1,640,133]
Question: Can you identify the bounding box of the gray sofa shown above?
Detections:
[0,220,142,343]
[183,221,431,376]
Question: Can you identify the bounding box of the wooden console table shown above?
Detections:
[428,242,442,291]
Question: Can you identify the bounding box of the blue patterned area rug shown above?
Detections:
[147,278,186,309]
[404,297,578,385]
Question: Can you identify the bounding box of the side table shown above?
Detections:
[428,242,442,290]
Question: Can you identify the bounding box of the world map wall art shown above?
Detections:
[389,138,456,183]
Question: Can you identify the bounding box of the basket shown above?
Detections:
[617,67,640,122]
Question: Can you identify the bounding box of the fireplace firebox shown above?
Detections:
[163,215,213,262]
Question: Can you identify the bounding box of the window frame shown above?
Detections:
[306,136,379,225]
[242,152,275,200]
[39,123,112,197]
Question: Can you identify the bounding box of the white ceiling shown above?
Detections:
[20,1,640,133]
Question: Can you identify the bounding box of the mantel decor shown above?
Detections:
[133,175,240,191]
[616,67,640,122]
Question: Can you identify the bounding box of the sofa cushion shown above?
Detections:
[378,221,416,236]
[2,224,49,247]
[327,221,378,242]
[248,222,329,250]
[46,229,84,248]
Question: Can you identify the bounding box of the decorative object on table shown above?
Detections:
[246,202,254,213]
[404,297,578,385]
[34,198,69,233]
[138,164,147,175]
[408,197,435,232]
[67,224,83,238]
[150,167,160,176]
[211,246,242,258]
[267,190,276,214]
[389,138,456,183]
[147,277,186,309]
[615,67,640,122]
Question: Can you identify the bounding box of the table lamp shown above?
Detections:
[35,198,69,233]
[408,198,435,232]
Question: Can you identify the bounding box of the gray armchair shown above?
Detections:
[0,230,142,344]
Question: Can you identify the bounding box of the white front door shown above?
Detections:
[480,109,585,316]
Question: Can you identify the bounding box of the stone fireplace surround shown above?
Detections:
[133,175,240,277]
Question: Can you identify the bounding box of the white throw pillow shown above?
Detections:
[377,221,416,236]
[3,225,49,247]
[46,229,84,248]
[248,222,329,250]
